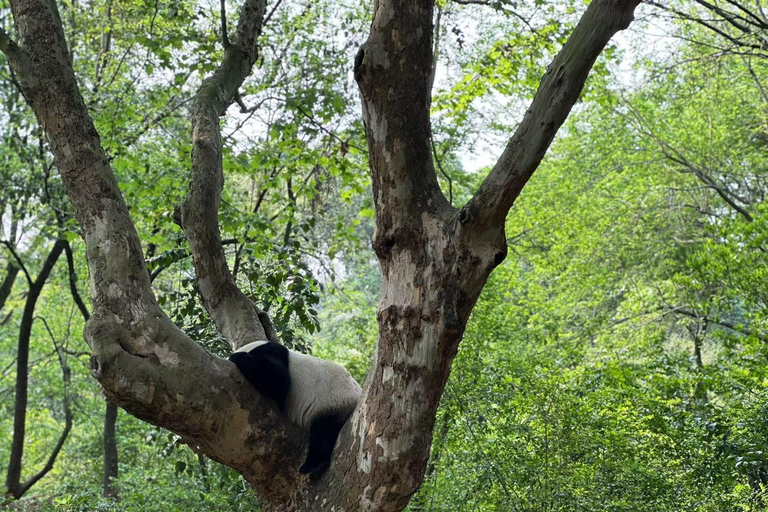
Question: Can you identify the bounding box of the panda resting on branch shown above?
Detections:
[229,341,362,474]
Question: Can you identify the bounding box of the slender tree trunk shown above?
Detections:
[5,240,65,499]
[688,320,708,403]
[0,262,19,312]
[103,402,119,498]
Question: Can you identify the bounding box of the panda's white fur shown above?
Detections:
[233,340,361,428]
[230,340,361,473]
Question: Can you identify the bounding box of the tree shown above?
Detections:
[0,0,640,509]
[3,239,71,499]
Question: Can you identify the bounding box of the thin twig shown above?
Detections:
[263,0,285,26]
[295,105,365,153]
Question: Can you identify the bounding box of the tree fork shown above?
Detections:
[1,0,641,508]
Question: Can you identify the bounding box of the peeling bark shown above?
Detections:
[62,251,119,500]
[296,0,640,509]
[3,0,304,505]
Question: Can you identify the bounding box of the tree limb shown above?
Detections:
[220,0,231,48]
[307,2,641,509]
[452,0,537,33]
[645,0,768,53]
[1,241,31,286]
[465,0,642,228]
[63,241,90,321]
[0,261,20,312]
[668,307,767,342]
[103,402,119,498]
[722,0,768,28]
[61,242,118,500]
[691,0,763,36]
[354,0,452,253]
[626,101,754,222]
[741,55,768,103]
[0,27,28,70]
[6,0,303,505]
[176,0,279,348]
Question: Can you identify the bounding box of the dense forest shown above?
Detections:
[1,0,767,509]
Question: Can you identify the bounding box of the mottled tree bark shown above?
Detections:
[1,0,639,508]
[175,0,278,349]
[64,241,120,499]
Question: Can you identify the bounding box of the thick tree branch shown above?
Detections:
[305,2,641,509]
[354,0,452,256]
[466,0,641,227]
[7,0,642,509]
[8,0,154,317]
[62,241,118,500]
[0,27,29,71]
[303,2,502,509]
[177,0,277,348]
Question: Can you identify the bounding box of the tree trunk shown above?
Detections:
[103,402,119,498]
[5,240,66,499]
[0,262,19,312]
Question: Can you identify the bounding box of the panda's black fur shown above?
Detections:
[229,341,362,474]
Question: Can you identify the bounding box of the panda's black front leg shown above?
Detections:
[299,415,344,475]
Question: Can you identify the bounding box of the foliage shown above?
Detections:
[405,29,768,510]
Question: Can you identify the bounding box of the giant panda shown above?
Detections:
[229,341,362,474]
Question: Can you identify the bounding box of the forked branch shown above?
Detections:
[176,0,277,348]
[466,0,641,228]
